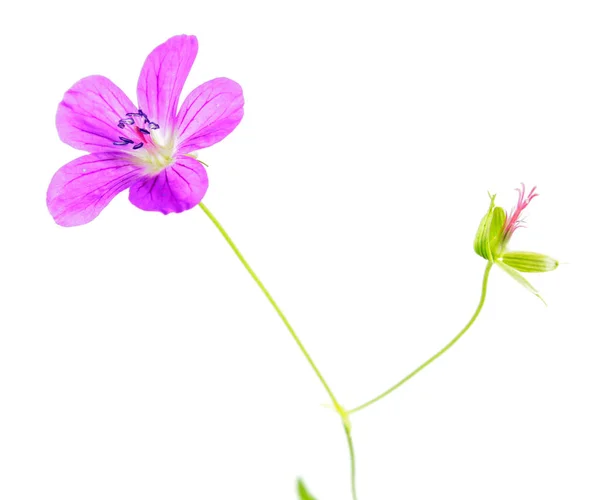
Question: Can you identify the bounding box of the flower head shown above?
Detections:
[47,35,244,226]
[474,184,558,303]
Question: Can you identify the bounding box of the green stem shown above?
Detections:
[200,202,358,497]
[348,261,493,415]
[199,202,340,408]
[343,424,358,500]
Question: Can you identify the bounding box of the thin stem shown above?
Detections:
[343,423,358,500]
[199,202,341,409]
[348,261,493,415]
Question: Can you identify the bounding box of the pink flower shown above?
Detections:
[47,35,244,227]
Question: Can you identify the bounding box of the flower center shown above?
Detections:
[113,109,174,173]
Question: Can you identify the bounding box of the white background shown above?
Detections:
[1,1,598,499]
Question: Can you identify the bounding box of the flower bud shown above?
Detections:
[474,184,558,304]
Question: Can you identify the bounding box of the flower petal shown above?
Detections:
[175,78,244,154]
[137,35,198,134]
[56,75,137,153]
[47,152,143,227]
[128,156,208,214]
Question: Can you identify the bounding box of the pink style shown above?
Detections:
[502,183,538,242]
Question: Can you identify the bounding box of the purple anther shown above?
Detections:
[138,109,147,119]
[132,143,144,150]
[139,128,150,135]
[148,122,159,130]
[123,118,135,125]
[119,136,134,144]
[113,140,129,146]
[126,112,140,117]
[117,122,125,129]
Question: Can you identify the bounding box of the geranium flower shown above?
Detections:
[47,34,244,227]
[474,183,558,302]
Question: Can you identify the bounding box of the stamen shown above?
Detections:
[113,136,134,146]
[115,111,161,152]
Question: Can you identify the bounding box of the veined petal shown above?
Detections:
[47,152,143,227]
[137,35,198,134]
[56,76,137,153]
[128,155,208,214]
[175,78,244,154]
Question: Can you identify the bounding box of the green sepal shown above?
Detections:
[474,194,497,260]
[297,478,318,500]
[497,261,547,305]
[500,251,559,273]
[488,206,506,256]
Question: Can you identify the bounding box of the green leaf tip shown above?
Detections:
[297,478,318,500]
